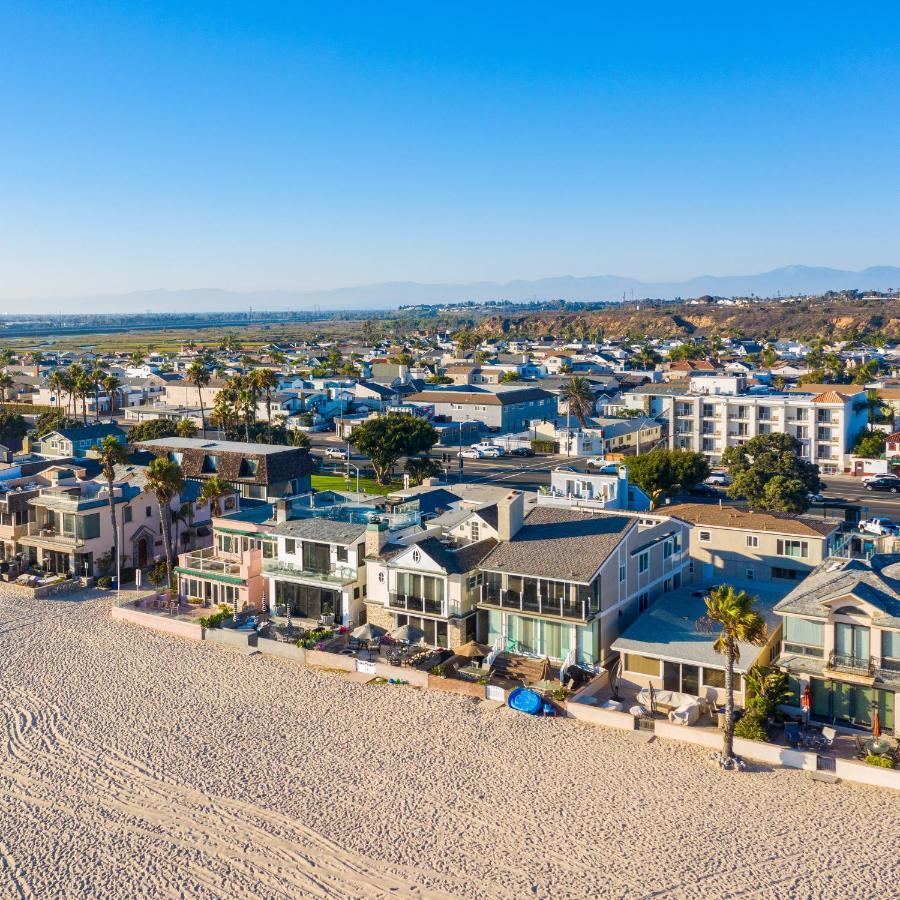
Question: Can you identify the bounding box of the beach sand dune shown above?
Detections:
[0,587,897,899]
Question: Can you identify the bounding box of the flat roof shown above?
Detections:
[138,437,299,455]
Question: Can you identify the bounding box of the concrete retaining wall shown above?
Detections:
[372,661,429,687]
[429,676,488,700]
[304,649,357,671]
[256,637,306,664]
[834,757,900,790]
[566,702,636,732]
[110,606,204,641]
[205,628,258,650]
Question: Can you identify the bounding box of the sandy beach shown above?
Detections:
[0,587,897,899]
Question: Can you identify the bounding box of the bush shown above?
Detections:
[551,686,571,702]
[96,575,113,589]
[198,603,233,629]
[864,754,895,769]
[734,712,769,742]
[296,627,334,649]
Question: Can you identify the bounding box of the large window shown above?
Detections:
[638,552,649,573]
[275,580,340,620]
[302,541,331,574]
[835,622,870,662]
[78,513,101,540]
[702,667,725,688]
[783,616,824,657]
[624,654,660,677]
[883,630,900,670]
[777,539,809,559]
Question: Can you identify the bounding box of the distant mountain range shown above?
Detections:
[10,265,900,314]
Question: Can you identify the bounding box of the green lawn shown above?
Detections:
[311,474,400,496]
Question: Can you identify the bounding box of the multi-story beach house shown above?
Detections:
[17,463,214,576]
[31,423,128,459]
[774,555,900,737]
[477,492,691,666]
[623,378,866,474]
[663,503,842,584]
[137,437,315,501]
[405,385,558,433]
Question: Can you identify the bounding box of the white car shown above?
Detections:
[862,473,900,485]
[471,442,504,457]
[860,517,898,536]
[458,448,483,460]
[586,458,618,473]
[705,473,731,486]
[324,447,348,459]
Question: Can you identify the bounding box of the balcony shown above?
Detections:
[263,558,357,584]
[826,650,875,680]
[479,589,588,622]
[388,592,445,616]
[21,522,85,548]
[178,547,243,578]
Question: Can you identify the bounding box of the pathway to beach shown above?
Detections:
[0,586,897,899]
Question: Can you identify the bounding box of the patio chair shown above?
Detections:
[818,726,837,749]
[784,723,802,749]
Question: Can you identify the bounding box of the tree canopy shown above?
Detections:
[628,449,709,504]
[351,413,438,484]
[722,432,820,513]
[127,419,179,443]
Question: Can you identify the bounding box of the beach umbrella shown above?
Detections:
[648,682,656,715]
[351,622,387,642]
[801,683,811,722]
[452,640,493,659]
[872,706,881,739]
[538,656,552,683]
[390,623,425,644]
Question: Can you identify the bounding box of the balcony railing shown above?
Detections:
[179,548,243,577]
[827,650,875,678]
[480,588,588,621]
[23,522,85,546]
[263,559,357,584]
[388,592,444,616]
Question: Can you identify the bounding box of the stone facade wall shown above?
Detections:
[364,601,394,631]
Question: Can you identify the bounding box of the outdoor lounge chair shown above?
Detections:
[668,700,702,726]
[817,726,837,749]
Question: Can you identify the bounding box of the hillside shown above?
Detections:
[472,296,900,342]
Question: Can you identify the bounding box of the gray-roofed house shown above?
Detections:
[34,423,127,459]
[773,555,900,736]
[611,579,786,708]
[477,493,691,665]
[404,385,557,433]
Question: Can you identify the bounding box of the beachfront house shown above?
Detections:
[32,423,127,459]
[774,556,900,737]
[477,493,691,665]
[663,503,842,585]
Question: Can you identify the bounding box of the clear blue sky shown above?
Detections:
[1,2,899,303]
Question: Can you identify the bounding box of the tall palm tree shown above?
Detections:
[75,372,93,424]
[700,586,768,762]
[66,364,84,419]
[186,359,210,437]
[252,368,278,440]
[633,344,660,369]
[199,476,231,517]
[145,458,184,590]
[171,501,193,557]
[0,370,13,403]
[47,370,67,427]
[98,436,127,573]
[102,374,121,416]
[90,367,105,420]
[562,376,595,428]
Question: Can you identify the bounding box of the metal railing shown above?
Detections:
[479,588,588,621]
[827,650,875,678]
[179,548,243,576]
[23,522,85,546]
[263,559,357,584]
[388,592,444,615]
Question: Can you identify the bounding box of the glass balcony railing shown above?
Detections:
[263,559,357,584]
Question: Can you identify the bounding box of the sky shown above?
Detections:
[1,2,899,306]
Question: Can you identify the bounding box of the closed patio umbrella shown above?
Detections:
[872,706,881,739]
[538,656,552,683]
[390,623,425,644]
[351,622,387,642]
[452,640,493,659]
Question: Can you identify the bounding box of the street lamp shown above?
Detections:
[346,462,361,495]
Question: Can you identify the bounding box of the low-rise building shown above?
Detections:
[405,385,557,433]
[32,424,127,459]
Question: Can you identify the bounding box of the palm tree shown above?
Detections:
[97,436,127,573]
[130,350,146,368]
[75,372,93,424]
[700,586,768,763]
[199,476,231,518]
[171,501,193,557]
[175,417,197,438]
[102,374,121,416]
[562,376,595,428]
[47,370,67,427]
[90,367,105,420]
[252,368,278,440]
[0,370,13,403]
[186,359,211,438]
[633,344,660,369]
[66,364,84,419]
[145,458,184,591]
[288,430,310,448]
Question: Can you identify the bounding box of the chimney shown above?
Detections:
[275,498,290,524]
[497,490,524,542]
[366,518,390,557]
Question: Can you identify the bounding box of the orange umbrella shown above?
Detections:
[873,706,881,738]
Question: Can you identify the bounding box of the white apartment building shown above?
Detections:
[624,379,866,474]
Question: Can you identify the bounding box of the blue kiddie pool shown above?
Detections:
[507,687,543,715]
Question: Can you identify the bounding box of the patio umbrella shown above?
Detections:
[801,684,811,723]
[351,622,387,642]
[872,706,881,739]
[452,640,493,659]
[538,656,552,683]
[648,682,656,715]
[390,623,425,644]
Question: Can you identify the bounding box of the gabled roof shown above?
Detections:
[52,423,126,442]
[809,390,859,404]
[662,503,839,538]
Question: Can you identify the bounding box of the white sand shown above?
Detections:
[0,587,897,899]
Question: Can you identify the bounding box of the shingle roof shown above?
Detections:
[663,503,839,538]
[54,423,126,442]
[411,537,498,574]
[480,507,635,582]
[272,517,366,544]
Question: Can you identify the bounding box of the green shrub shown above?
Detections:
[296,627,334,649]
[551,686,571,702]
[96,575,113,589]
[864,754,895,769]
[429,664,444,677]
[734,712,768,742]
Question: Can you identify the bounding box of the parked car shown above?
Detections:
[510,447,535,457]
[705,472,731,486]
[458,448,483,460]
[687,484,720,499]
[860,517,898,536]
[324,446,348,459]
[865,477,900,494]
[471,442,504,457]
[862,473,900,485]
[585,458,617,472]
[807,492,825,503]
